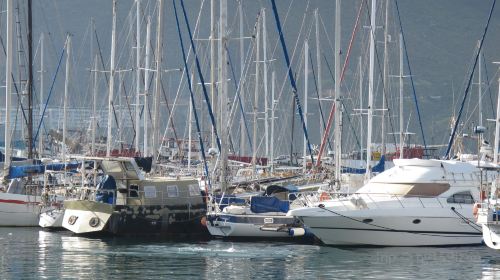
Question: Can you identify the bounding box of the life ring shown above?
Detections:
[319,192,330,202]
[473,203,481,219]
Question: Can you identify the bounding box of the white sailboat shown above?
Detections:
[0,0,42,227]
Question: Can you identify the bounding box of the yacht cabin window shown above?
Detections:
[359,182,450,197]
[446,191,474,204]
[167,185,179,198]
[129,185,139,198]
[189,184,200,196]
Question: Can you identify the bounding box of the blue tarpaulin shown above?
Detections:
[7,162,80,179]
[250,196,290,213]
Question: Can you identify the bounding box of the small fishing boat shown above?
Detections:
[62,157,209,238]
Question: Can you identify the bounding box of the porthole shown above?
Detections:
[89,217,100,228]
[362,218,373,223]
[413,219,421,224]
[68,216,78,225]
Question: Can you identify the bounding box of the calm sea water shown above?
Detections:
[0,227,499,279]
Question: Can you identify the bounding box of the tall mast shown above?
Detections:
[91,55,98,156]
[303,41,309,173]
[270,71,275,173]
[219,0,228,191]
[4,0,13,173]
[188,74,193,170]
[263,9,269,158]
[62,35,71,163]
[118,71,123,153]
[334,0,342,185]
[239,0,246,155]
[494,65,500,164]
[143,16,151,156]
[478,41,483,127]
[399,33,404,158]
[315,9,323,140]
[366,0,376,179]
[381,0,389,157]
[135,0,141,152]
[252,12,261,175]
[152,0,163,162]
[359,56,363,159]
[399,32,404,159]
[27,0,33,159]
[38,33,44,156]
[210,0,216,149]
[106,0,117,157]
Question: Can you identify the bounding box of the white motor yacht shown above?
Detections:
[289,159,495,246]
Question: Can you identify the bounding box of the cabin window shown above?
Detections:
[124,161,135,171]
[129,185,139,198]
[189,184,200,196]
[101,161,122,173]
[144,186,157,198]
[446,191,474,204]
[404,183,450,197]
[167,185,179,197]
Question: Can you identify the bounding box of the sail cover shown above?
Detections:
[250,196,290,213]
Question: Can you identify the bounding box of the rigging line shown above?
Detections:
[173,0,211,189]
[274,1,310,116]
[226,46,253,152]
[440,0,496,158]
[394,0,429,151]
[450,207,482,233]
[359,0,399,148]
[179,0,221,153]
[270,0,314,165]
[370,25,398,147]
[33,45,65,145]
[0,32,29,131]
[120,79,136,148]
[162,0,206,154]
[482,53,496,121]
[322,54,361,151]
[159,78,182,155]
[308,50,333,151]
[93,28,121,130]
[316,0,364,167]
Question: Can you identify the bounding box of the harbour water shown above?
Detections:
[1,228,499,279]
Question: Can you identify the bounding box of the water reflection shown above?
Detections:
[1,228,500,279]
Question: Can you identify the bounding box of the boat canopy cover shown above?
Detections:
[342,155,385,174]
[265,185,299,196]
[250,196,290,213]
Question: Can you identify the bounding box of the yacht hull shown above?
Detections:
[62,200,209,238]
[296,207,482,246]
[62,200,112,234]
